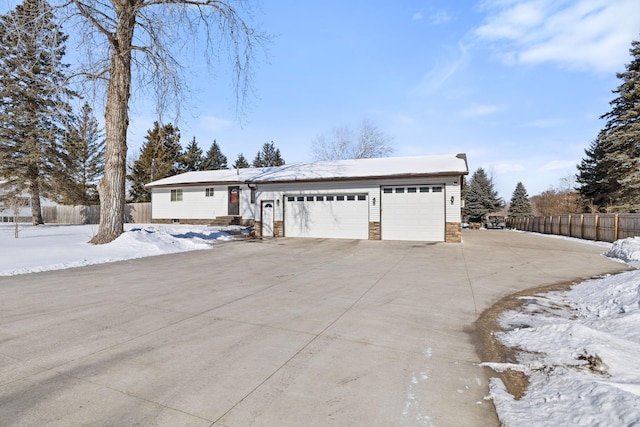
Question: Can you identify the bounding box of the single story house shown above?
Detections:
[144,153,469,242]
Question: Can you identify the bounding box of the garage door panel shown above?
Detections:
[381,186,445,242]
[285,196,368,239]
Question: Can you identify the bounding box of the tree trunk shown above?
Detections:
[28,171,44,225]
[90,11,134,244]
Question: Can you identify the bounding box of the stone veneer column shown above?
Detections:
[369,222,381,240]
[445,222,462,243]
[273,221,284,237]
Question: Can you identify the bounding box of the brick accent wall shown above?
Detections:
[446,222,462,243]
[273,220,284,237]
[254,221,262,237]
[369,222,381,240]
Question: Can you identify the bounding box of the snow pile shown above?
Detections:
[0,224,242,276]
[605,236,640,267]
[486,237,640,426]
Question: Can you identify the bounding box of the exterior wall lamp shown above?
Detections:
[451,196,455,205]
[373,197,376,206]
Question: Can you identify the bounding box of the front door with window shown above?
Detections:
[261,201,274,237]
[228,186,240,216]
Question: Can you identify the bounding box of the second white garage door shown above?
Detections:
[284,194,369,239]
[381,185,445,242]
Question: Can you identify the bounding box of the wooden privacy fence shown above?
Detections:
[506,213,640,243]
[42,203,151,224]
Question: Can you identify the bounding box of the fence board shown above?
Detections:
[507,213,640,243]
[42,203,151,224]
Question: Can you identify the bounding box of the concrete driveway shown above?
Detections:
[0,230,629,426]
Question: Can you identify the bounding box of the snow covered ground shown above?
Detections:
[485,237,640,426]
[1,224,639,425]
[0,223,244,276]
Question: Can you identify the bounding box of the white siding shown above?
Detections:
[151,185,254,220]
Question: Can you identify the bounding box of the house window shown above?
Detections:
[432,186,443,193]
[316,196,324,201]
[383,188,392,193]
[346,195,355,201]
[395,188,405,193]
[357,195,366,201]
[326,195,334,201]
[420,187,430,193]
[250,188,256,203]
[297,196,304,201]
[171,189,183,201]
[407,187,417,193]
[205,188,214,197]
[336,195,345,201]
[287,196,295,202]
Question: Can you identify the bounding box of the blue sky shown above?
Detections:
[3,0,640,199]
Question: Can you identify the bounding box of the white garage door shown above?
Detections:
[284,194,369,239]
[381,185,445,242]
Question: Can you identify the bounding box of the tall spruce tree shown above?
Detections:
[463,167,504,223]
[508,182,532,218]
[577,38,640,212]
[233,153,250,169]
[178,137,204,172]
[0,0,76,224]
[57,102,105,205]
[203,140,228,170]
[128,122,181,202]
[252,141,285,167]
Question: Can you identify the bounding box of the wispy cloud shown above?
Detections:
[494,162,525,173]
[429,11,452,25]
[200,115,232,132]
[475,0,640,72]
[412,12,424,21]
[522,118,565,128]
[540,160,576,171]
[413,42,470,96]
[460,103,502,118]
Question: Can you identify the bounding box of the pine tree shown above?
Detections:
[0,0,76,224]
[576,135,615,210]
[252,141,285,167]
[178,137,204,172]
[463,168,504,223]
[57,102,105,205]
[203,140,228,170]
[128,122,181,202]
[233,153,250,169]
[577,38,640,212]
[508,182,532,218]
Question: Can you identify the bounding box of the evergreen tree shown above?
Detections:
[576,135,615,210]
[0,0,76,224]
[57,102,105,205]
[128,122,181,202]
[508,182,532,218]
[463,167,504,223]
[252,141,285,167]
[203,140,228,170]
[233,153,250,169]
[178,137,204,172]
[577,38,640,212]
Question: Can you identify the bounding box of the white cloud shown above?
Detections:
[412,12,424,21]
[540,160,576,171]
[460,103,502,118]
[413,42,470,96]
[429,11,452,25]
[200,115,232,131]
[493,162,525,173]
[475,0,640,72]
[522,118,565,128]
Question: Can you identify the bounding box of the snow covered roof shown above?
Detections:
[145,154,468,188]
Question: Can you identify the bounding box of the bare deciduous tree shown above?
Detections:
[311,118,394,161]
[58,0,265,244]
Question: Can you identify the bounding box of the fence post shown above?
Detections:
[594,214,599,241]
[580,214,584,239]
[614,213,619,241]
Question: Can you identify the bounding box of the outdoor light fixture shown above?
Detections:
[276,199,280,206]
[373,197,376,206]
[451,196,455,205]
